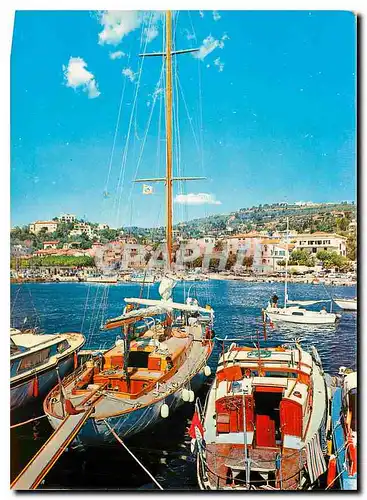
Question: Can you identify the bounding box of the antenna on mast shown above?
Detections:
[135,11,205,271]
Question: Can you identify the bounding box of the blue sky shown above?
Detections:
[11,10,356,228]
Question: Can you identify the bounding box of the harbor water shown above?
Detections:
[11,280,357,489]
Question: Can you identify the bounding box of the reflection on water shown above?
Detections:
[10,281,357,489]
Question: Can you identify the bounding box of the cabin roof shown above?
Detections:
[10,332,78,360]
[219,347,312,376]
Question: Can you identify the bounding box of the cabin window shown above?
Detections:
[264,371,297,378]
[57,340,70,354]
[292,311,304,316]
[17,348,51,373]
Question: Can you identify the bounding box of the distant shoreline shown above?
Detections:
[11,275,356,287]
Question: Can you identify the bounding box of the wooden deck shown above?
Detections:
[48,324,210,421]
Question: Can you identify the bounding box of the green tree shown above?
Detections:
[242,256,254,269]
[225,253,237,270]
[346,234,357,261]
[289,249,315,267]
[192,256,203,268]
[316,250,352,271]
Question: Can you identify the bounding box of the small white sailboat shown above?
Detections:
[333,297,357,311]
[265,219,340,325]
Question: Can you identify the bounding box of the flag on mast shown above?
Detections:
[143,184,153,195]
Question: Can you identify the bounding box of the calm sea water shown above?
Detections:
[10,281,357,490]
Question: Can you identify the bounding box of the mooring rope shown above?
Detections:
[10,414,48,429]
[103,419,164,490]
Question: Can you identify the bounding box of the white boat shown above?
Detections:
[265,219,339,325]
[52,275,79,282]
[333,298,357,311]
[266,304,339,325]
[130,273,156,284]
[86,276,118,284]
[194,340,329,490]
[11,328,85,414]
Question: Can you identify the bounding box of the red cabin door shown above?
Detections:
[255,414,276,447]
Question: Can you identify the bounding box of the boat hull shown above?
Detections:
[334,299,357,311]
[266,310,338,324]
[46,369,207,446]
[11,355,74,415]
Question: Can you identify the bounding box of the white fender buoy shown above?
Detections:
[204,366,211,377]
[182,389,190,402]
[189,390,195,403]
[161,403,169,418]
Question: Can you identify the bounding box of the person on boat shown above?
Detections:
[320,306,327,314]
[271,293,279,308]
[165,356,173,371]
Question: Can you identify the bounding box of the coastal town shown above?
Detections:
[11,201,357,286]
[10,9,357,493]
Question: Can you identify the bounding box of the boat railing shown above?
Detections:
[199,446,306,490]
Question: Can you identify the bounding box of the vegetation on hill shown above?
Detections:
[11,255,95,268]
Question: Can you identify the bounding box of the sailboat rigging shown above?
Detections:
[133,10,205,269]
[265,218,340,325]
[43,11,215,445]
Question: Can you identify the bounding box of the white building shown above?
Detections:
[43,240,59,250]
[70,222,94,238]
[29,220,59,234]
[292,232,347,256]
[98,223,109,231]
[59,213,76,223]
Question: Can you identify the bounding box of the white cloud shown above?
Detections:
[98,11,142,46]
[193,34,227,61]
[174,193,222,206]
[213,11,221,21]
[184,29,195,41]
[214,57,224,72]
[144,25,159,43]
[122,67,136,82]
[62,57,101,99]
[109,50,126,60]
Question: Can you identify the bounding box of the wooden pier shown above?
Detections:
[11,401,99,490]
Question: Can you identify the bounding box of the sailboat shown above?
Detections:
[333,297,357,311]
[193,339,329,490]
[265,219,340,325]
[43,11,215,445]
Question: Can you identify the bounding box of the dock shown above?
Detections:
[11,402,98,490]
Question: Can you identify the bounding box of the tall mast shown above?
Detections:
[135,14,204,272]
[284,217,289,308]
[165,10,173,270]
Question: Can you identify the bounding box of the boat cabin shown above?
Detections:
[213,346,312,448]
[10,332,72,378]
[72,326,196,400]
